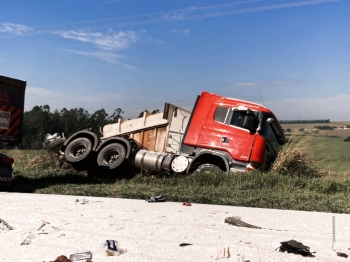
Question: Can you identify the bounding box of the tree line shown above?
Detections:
[10,105,125,149]
[279,119,331,124]
[11,105,160,150]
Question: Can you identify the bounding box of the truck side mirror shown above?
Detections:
[267,118,275,124]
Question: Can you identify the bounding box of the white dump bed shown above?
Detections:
[101,103,191,154]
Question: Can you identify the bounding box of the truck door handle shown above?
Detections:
[221,137,229,143]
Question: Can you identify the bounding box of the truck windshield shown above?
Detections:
[261,115,284,153]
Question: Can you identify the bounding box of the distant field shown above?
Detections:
[282,121,350,139]
[307,136,350,179]
[281,121,350,129]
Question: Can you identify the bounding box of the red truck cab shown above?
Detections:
[181,91,285,173]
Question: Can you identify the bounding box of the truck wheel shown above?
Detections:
[65,137,93,163]
[195,163,222,173]
[97,143,126,170]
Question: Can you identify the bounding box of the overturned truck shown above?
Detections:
[58,91,285,175]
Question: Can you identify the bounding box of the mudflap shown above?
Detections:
[0,167,13,186]
[0,176,12,186]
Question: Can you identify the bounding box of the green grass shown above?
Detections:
[309,136,350,179]
[4,169,350,214]
[1,136,350,214]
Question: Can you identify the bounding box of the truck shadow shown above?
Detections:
[1,170,136,193]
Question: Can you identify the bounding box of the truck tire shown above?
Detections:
[65,137,93,163]
[43,138,66,150]
[195,163,222,173]
[97,143,126,170]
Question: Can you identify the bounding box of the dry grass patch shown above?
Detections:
[271,137,323,178]
[24,151,52,169]
[4,149,72,171]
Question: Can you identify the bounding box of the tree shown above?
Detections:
[60,108,90,137]
[22,105,51,149]
[138,109,160,118]
[49,109,63,135]
[108,108,124,122]
[88,109,109,135]
[21,105,125,149]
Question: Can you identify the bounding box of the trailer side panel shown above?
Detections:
[0,75,26,144]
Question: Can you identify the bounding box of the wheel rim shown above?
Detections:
[104,149,121,165]
[71,143,88,158]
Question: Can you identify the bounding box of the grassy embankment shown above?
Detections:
[1,135,350,214]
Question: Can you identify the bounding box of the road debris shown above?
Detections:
[278,239,315,257]
[0,218,14,230]
[74,199,90,204]
[103,240,123,256]
[53,255,72,262]
[214,247,230,260]
[179,243,192,247]
[37,220,51,231]
[69,251,92,261]
[225,217,261,229]
[239,240,251,244]
[147,195,166,203]
[20,234,36,245]
[233,253,245,262]
[336,252,348,258]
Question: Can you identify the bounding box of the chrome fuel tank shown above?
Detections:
[134,150,167,171]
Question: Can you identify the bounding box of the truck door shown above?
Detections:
[197,106,228,148]
[220,109,257,162]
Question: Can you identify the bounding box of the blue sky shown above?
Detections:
[0,0,349,120]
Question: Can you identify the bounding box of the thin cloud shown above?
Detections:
[27,86,63,98]
[0,23,33,35]
[97,0,340,28]
[170,29,191,34]
[138,30,163,44]
[65,50,137,70]
[233,80,285,87]
[54,30,138,68]
[105,0,121,3]
[266,94,350,120]
[26,86,122,113]
[161,0,340,23]
[234,82,258,87]
[142,37,163,44]
[162,0,263,21]
[55,30,137,51]
[6,0,338,32]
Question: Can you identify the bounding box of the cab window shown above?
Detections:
[230,110,245,127]
[214,107,229,123]
[229,109,259,133]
